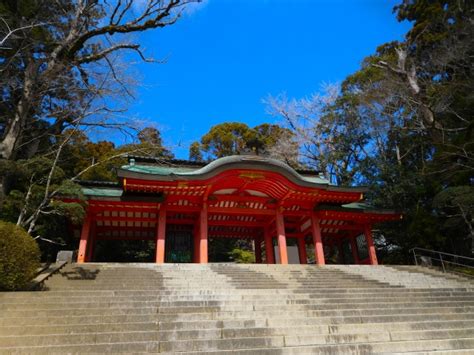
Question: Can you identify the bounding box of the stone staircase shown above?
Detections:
[1,263,474,354]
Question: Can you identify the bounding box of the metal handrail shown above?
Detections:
[410,247,474,262]
[409,247,474,275]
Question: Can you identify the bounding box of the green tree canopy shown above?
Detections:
[190,122,298,164]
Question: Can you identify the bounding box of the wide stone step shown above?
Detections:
[0,331,160,347]
[159,318,474,332]
[8,287,468,299]
[265,313,474,326]
[0,321,159,336]
[405,351,474,354]
[2,289,473,302]
[41,281,389,290]
[158,328,474,352]
[3,303,474,319]
[0,341,160,353]
[285,328,474,346]
[159,335,285,352]
[2,293,474,306]
[2,308,473,327]
[0,297,474,313]
[221,321,474,339]
[162,337,474,354]
[0,319,267,336]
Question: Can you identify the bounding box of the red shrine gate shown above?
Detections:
[73,156,401,265]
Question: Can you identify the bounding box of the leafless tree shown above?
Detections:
[265,84,370,185]
[0,0,200,204]
[0,17,46,49]
[1,0,200,160]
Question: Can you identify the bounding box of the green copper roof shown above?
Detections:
[122,165,199,175]
[82,187,123,197]
[122,163,331,185]
[119,155,336,187]
[316,202,399,215]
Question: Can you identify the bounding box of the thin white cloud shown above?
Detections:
[183,0,210,16]
[131,0,209,16]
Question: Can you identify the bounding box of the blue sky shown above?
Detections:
[127,0,412,159]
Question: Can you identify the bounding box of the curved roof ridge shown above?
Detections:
[118,155,369,193]
[120,155,330,184]
[183,155,321,182]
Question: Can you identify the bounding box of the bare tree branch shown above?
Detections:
[0,17,47,48]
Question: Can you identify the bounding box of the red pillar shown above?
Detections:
[255,239,262,263]
[86,220,96,262]
[155,207,167,263]
[264,227,275,264]
[77,212,92,263]
[199,203,208,263]
[364,224,378,265]
[311,213,325,265]
[297,237,307,264]
[193,221,199,263]
[276,210,288,264]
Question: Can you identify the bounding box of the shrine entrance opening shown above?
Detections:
[165,229,193,263]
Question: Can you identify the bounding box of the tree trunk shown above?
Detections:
[395,48,441,133]
[0,61,36,206]
[0,62,36,160]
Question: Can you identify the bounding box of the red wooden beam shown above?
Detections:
[285,232,304,238]
[95,216,157,222]
[96,218,268,228]
[98,217,266,230]
[90,206,159,213]
[166,205,201,213]
[208,195,277,208]
[95,236,156,241]
[209,233,259,239]
[89,200,160,207]
[208,220,266,227]
[166,195,203,203]
[319,223,365,231]
[209,206,276,216]
[280,210,312,217]
[95,231,260,240]
[209,227,260,234]
[316,211,401,222]
[167,218,196,225]
[97,226,155,232]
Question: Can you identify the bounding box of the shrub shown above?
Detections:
[229,248,256,263]
[0,221,41,291]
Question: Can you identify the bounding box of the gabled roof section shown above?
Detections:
[126,155,324,176]
[118,155,365,193]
